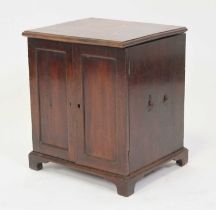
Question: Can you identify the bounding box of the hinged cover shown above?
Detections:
[23,18,187,48]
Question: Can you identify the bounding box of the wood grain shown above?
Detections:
[25,18,188,196]
[127,34,186,172]
[82,55,117,161]
[72,44,129,175]
[23,18,187,48]
[28,39,75,161]
[29,147,188,196]
[37,49,68,150]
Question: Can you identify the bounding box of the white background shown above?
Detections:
[0,0,216,209]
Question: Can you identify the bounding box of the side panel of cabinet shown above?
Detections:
[28,39,75,161]
[127,34,186,172]
[72,44,129,175]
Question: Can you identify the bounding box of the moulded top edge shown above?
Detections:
[22,18,187,48]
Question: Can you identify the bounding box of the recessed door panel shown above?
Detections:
[37,49,68,150]
[82,55,117,161]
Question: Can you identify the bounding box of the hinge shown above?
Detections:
[128,149,131,161]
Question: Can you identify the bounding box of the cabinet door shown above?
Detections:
[28,39,75,161]
[72,45,129,175]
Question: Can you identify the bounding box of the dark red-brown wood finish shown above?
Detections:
[28,39,74,161]
[127,34,186,173]
[72,45,129,174]
[24,18,188,197]
[23,18,187,48]
[29,39,129,174]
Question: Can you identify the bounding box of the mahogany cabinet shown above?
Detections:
[23,18,188,196]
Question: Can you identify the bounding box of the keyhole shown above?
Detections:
[163,94,168,103]
[148,95,153,111]
[77,104,80,108]
[148,95,153,106]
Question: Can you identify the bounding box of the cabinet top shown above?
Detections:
[22,18,187,48]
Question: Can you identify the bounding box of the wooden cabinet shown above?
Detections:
[23,18,188,196]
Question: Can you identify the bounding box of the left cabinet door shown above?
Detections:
[28,39,75,161]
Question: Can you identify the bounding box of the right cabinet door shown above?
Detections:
[71,44,129,175]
